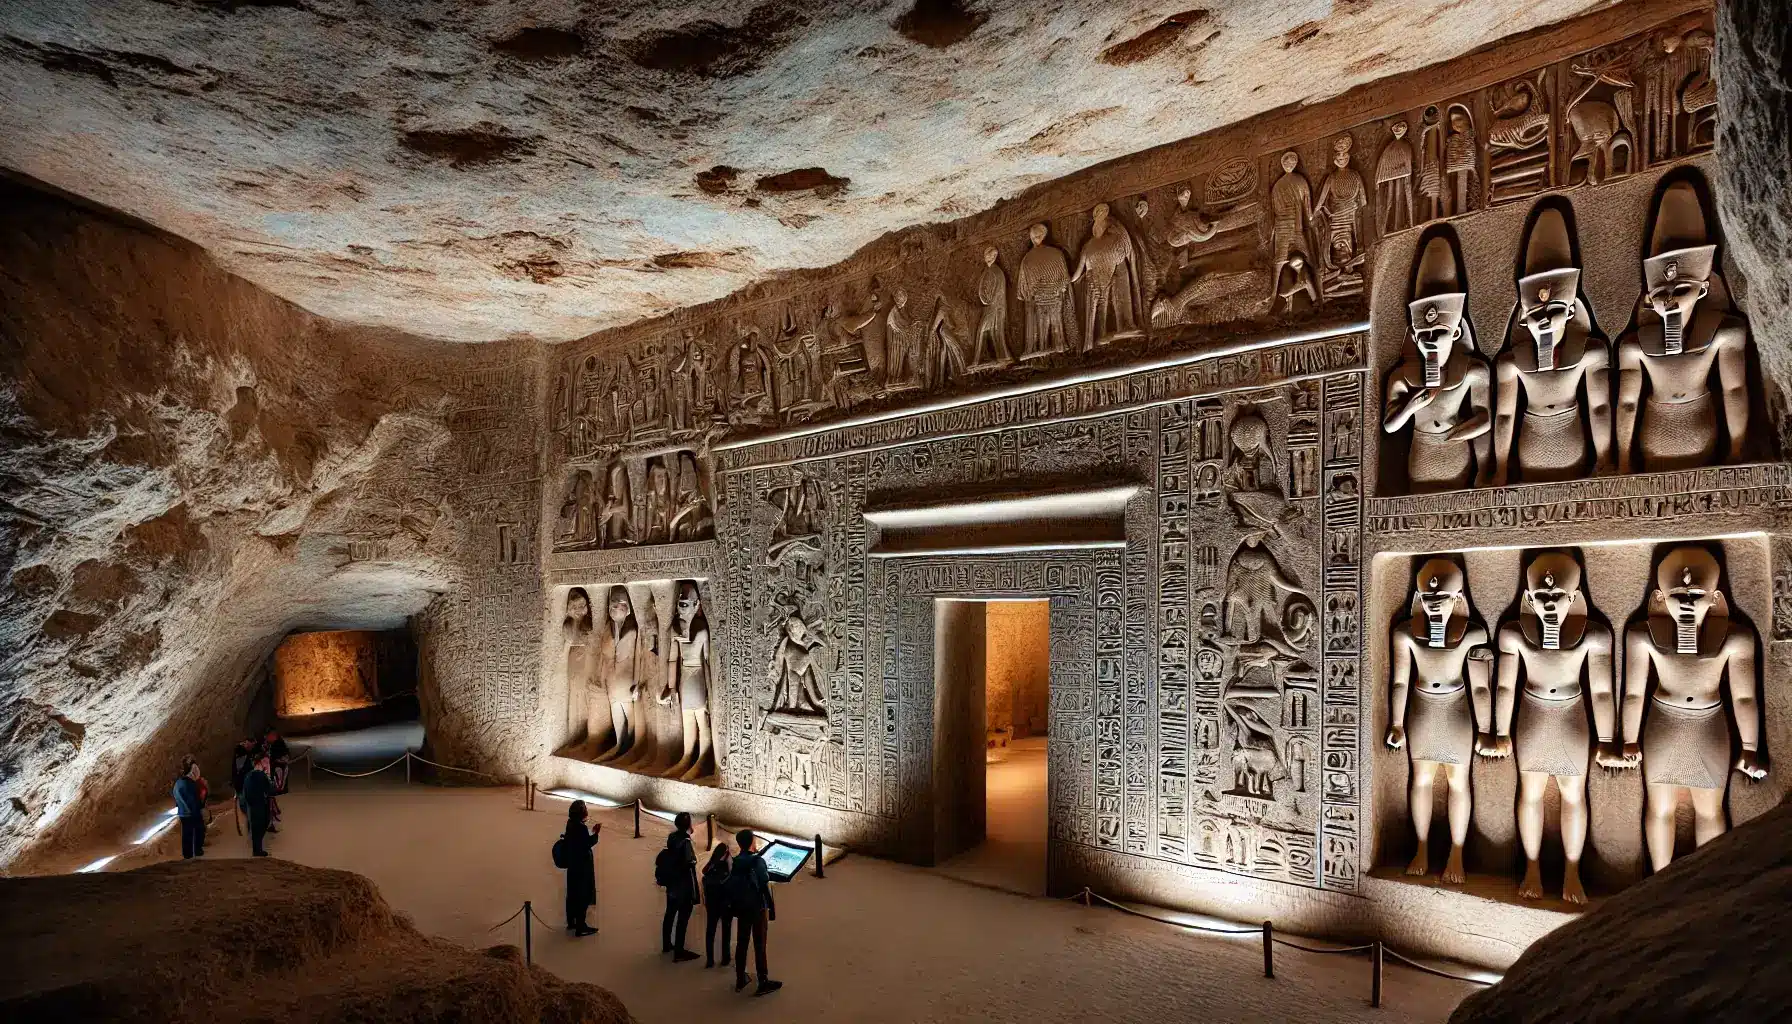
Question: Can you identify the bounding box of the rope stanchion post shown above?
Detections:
[705,813,713,849]
[814,834,824,878]
[524,900,533,966]
[405,752,412,785]
[1262,921,1274,979]
[633,799,642,838]
[1371,940,1383,1009]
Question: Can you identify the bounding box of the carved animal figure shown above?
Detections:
[1567,57,1635,184]
[1488,72,1551,152]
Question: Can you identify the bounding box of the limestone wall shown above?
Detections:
[986,601,1050,737]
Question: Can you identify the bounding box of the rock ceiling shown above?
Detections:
[0,0,1609,342]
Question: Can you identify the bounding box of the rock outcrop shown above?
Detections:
[0,857,633,1023]
[1448,797,1792,1024]
[0,0,1611,340]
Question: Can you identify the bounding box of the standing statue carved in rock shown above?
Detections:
[971,246,1011,368]
[1383,234,1493,492]
[591,586,641,763]
[1071,202,1143,349]
[764,613,828,722]
[1016,223,1074,359]
[884,287,924,391]
[558,469,597,548]
[1491,206,1612,485]
[642,457,673,544]
[1314,134,1369,300]
[668,451,712,542]
[562,587,595,744]
[1376,120,1415,233]
[1615,180,1752,471]
[598,460,634,548]
[658,582,715,782]
[1269,151,1318,311]
[1617,547,1764,872]
[1488,552,1614,903]
[1386,558,1492,884]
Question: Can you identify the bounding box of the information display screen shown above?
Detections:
[759,840,814,882]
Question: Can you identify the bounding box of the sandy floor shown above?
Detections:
[143,777,1473,1023]
[936,736,1049,895]
[291,720,426,764]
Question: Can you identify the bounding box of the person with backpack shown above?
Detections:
[701,842,734,968]
[239,754,274,857]
[729,829,781,996]
[656,811,700,962]
[173,757,205,859]
[554,800,601,937]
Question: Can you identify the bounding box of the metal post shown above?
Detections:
[814,834,824,878]
[1079,887,1091,907]
[524,900,533,966]
[405,753,412,785]
[306,754,312,785]
[1262,922,1274,979]
[633,799,642,838]
[1371,940,1383,1009]
[706,813,714,849]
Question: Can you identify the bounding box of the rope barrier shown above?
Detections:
[406,751,506,780]
[310,753,411,779]
[487,904,526,931]
[1272,937,1377,955]
[1083,890,1260,935]
[1382,947,1496,987]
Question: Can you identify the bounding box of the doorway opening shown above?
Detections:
[934,599,1050,895]
[271,629,423,769]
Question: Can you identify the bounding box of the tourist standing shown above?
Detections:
[173,759,205,859]
[240,754,274,857]
[658,811,700,961]
[561,800,601,937]
[701,843,734,968]
[729,829,781,996]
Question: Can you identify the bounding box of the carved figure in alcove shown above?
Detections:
[613,589,666,772]
[1222,541,1308,645]
[1491,206,1612,485]
[927,296,971,386]
[598,460,634,547]
[730,326,775,422]
[1222,408,1294,540]
[1615,181,1752,472]
[764,613,828,720]
[1071,202,1143,348]
[1269,151,1318,309]
[884,287,924,391]
[642,457,673,544]
[772,308,824,418]
[1017,223,1074,359]
[562,587,595,743]
[1314,135,1368,299]
[1489,552,1614,904]
[820,296,878,407]
[1617,547,1764,872]
[1566,49,1636,186]
[1382,234,1493,492]
[1386,558,1492,884]
[1442,104,1479,216]
[624,346,665,439]
[971,246,1011,368]
[668,451,712,542]
[657,582,715,781]
[668,330,715,433]
[591,586,642,763]
[1375,120,1415,233]
[557,469,596,548]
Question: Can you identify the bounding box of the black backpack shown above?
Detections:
[552,835,569,869]
[654,846,679,887]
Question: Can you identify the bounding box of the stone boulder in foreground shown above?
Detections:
[1450,798,1792,1023]
[0,858,632,1023]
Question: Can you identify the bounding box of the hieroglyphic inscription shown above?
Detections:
[1156,401,1194,858]
[1319,374,1364,893]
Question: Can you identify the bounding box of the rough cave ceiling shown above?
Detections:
[0,0,1610,342]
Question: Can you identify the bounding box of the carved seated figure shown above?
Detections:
[1492,207,1612,485]
[1488,552,1613,903]
[1615,547,1764,872]
[1615,180,1752,472]
[1386,557,1492,884]
[1383,235,1492,493]
[764,614,828,726]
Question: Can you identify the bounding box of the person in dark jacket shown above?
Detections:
[661,811,700,961]
[231,740,255,794]
[729,829,781,996]
[173,759,205,859]
[562,800,601,937]
[264,730,289,832]
[701,842,733,968]
[239,755,274,857]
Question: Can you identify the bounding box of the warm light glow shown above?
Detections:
[864,485,1140,530]
[76,855,116,873]
[132,808,179,845]
[540,787,627,808]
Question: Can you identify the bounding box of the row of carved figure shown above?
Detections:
[1387,546,1764,903]
[1383,181,1753,493]
[556,451,713,552]
[563,583,716,781]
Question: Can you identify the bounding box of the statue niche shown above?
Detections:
[657,581,716,782]
[561,587,595,743]
[589,586,642,763]
[1382,233,1493,493]
[598,459,634,548]
[1488,552,1615,903]
[1614,179,1754,472]
[1617,546,1764,872]
[668,451,713,543]
[1491,204,1612,485]
[1386,557,1493,884]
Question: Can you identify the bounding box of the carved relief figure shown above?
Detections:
[1491,205,1612,485]
[766,474,824,564]
[1017,223,1074,358]
[1678,29,1716,150]
[1615,181,1752,472]
[598,459,634,547]
[730,326,775,422]
[1268,151,1318,310]
[1314,135,1368,300]
[1442,104,1479,216]
[1222,408,1293,541]
[1375,120,1414,233]
[1640,29,1692,165]
[772,308,825,419]
[562,587,595,742]
[1222,542,1307,645]
[1566,48,1635,186]
[927,296,971,386]
[1616,547,1764,872]
[642,456,673,544]
[1383,234,1493,492]
[668,330,716,433]
[884,287,924,391]
[1417,105,1444,222]
[668,451,712,542]
[1071,202,1143,348]
[1488,553,1614,903]
[820,296,877,407]
[557,469,596,548]
[764,613,828,721]
[1385,558,1492,884]
[624,346,665,440]
[658,582,715,781]
[971,246,1012,368]
[1488,70,1552,205]
[592,586,641,762]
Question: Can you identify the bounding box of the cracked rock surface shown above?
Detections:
[0,0,1605,341]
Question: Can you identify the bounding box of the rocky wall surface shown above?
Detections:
[0,181,541,872]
